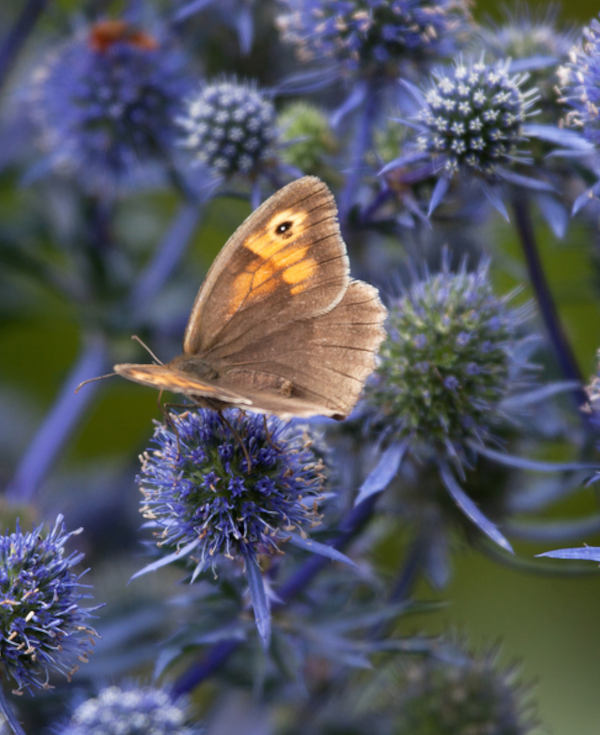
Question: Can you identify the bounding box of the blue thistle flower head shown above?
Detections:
[0,515,98,694]
[363,257,531,468]
[558,15,600,146]
[57,684,201,735]
[136,409,326,577]
[277,0,473,79]
[30,19,188,194]
[414,57,539,181]
[178,78,278,179]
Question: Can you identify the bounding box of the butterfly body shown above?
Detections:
[115,177,387,419]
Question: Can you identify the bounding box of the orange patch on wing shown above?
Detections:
[283,258,317,292]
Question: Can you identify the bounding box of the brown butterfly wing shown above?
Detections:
[113,364,252,405]
[183,176,349,356]
[209,280,387,418]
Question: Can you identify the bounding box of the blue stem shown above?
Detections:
[0,685,26,735]
[4,335,109,504]
[0,0,47,92]
[511,196,587,409]
[129,201,203,318]
[171,493,379,696]
[339,84,379,222]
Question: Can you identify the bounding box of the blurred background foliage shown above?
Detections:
[2,0,600,733]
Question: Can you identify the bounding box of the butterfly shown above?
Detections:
[114,176,387,420]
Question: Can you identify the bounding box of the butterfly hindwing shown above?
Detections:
[209,281,387,418]
[183,177,349,356]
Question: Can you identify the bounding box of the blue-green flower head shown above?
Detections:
[415,57,539,180]
[277,0,473,79]
[136,409,326,578]
[558,16,600,146]
[387,642,535,735]
[30,19,188,194]
[57,684,201,735]
[0,515,98,694]
[364,258,530,466]
[179,79,277,178]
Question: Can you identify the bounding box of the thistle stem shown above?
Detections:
[4,335,109,503]
[0,685,26,735]
[511,196,587,408]
[171,494,379,696]
[0,0,48,93]
[129,201,203,317]
[339,83,379,222]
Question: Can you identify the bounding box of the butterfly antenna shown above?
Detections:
[131,334,164,365]
[74,372,117,393]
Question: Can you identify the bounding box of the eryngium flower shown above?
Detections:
[385,644,535,735]
[478,8,575,120]
[179,79,277,177]
[137,409,326,576]
[58,684,201,735]
[558,15,600,146]
[414,57,538,179]
[0,515,97,693]
[364,258,528,465]
[30,20,187,192]
[278,102,338,178]
[277,0,472,77]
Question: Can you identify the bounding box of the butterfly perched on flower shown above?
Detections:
[114,176,387,419]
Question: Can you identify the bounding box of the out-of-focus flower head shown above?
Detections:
[29,19,188,194]
[278,101,339,180]
[376,642,536,735]
[57,684,201,735]
[0,515,98,694]
[478,5,575,114]
[276,0,473,80]
[558,15,600,147]
[178,78,278,183]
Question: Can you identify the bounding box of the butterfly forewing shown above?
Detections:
[183,177,349,356]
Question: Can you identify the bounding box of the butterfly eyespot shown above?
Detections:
[275,221,293,237]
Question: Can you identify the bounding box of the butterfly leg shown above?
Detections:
[216,409,253,474]
[261,413,280,452]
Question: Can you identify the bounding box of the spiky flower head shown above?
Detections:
[414,57,539,180]
[558,15,600,146]
[386,644,535,735]
[278,101,338,178]
[478,8,574,119]
[179,79,277,178]
[136,409,326,578]
[57,684,201,735]
[364,258,529,466]
[30,19,188,193]
[277,0,472,78]
[0,515,97,694]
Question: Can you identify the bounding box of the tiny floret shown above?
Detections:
[0,515,97,694]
